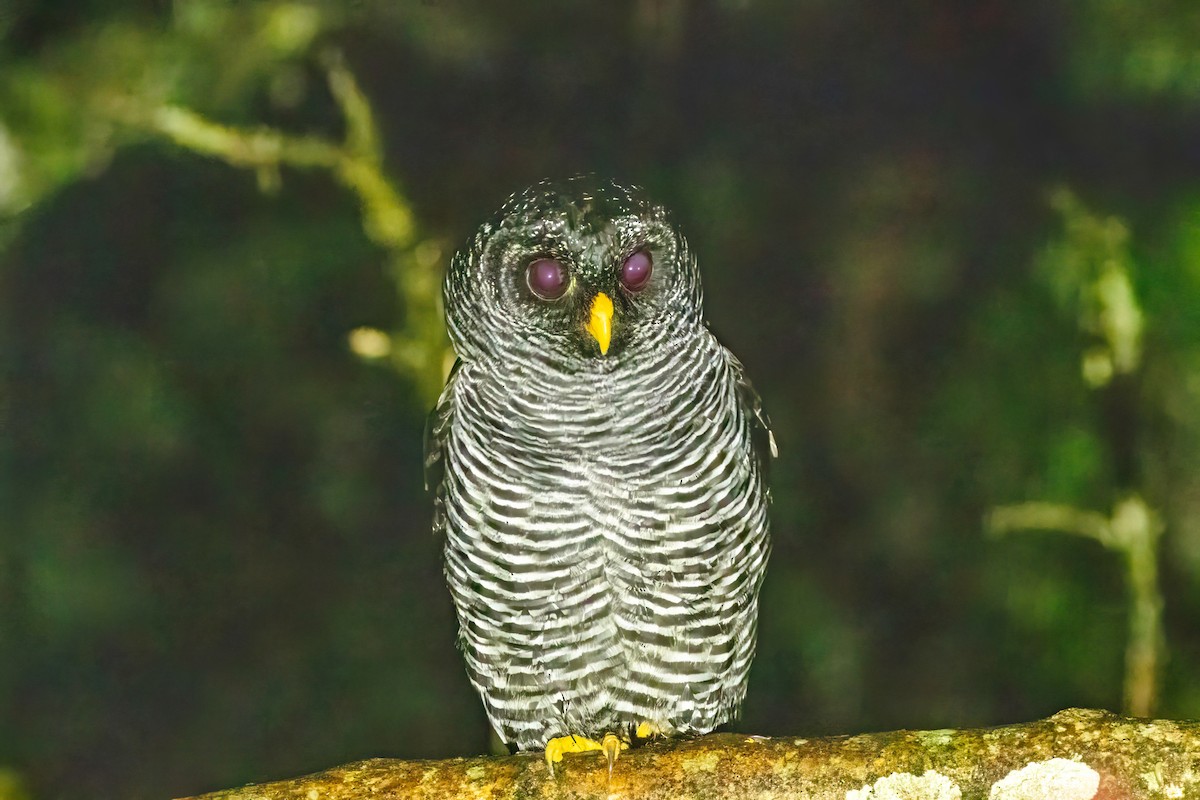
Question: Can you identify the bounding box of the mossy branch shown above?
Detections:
[180,709,1198,800]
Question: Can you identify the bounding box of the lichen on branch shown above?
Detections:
[180,709,1199,800]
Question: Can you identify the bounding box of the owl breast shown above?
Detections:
[441,332,770,750]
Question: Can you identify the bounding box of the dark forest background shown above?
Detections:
[4,2,1200,798]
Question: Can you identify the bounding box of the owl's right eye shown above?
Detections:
[526,259,569,300]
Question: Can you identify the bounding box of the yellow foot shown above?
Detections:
[634,721,664,740]
[544,733,629,777]
[545,734,603,775]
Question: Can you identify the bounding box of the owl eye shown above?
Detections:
[526,259,568,300]
[620,250,653,292]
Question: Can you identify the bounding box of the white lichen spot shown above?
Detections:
[465,765,488,781]
[1141,764,1188,798]
[793,738,809,746]
[989,758,1099,800]
[1143,765,1165,792]
[846,770,962,800]
[306,789,319,800]
[681,751,721,773]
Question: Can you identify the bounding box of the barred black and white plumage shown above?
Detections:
[426,177,774,753]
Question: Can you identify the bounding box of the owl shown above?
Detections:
[425,177,774,770]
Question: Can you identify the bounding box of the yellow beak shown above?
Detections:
[586,292,614,355]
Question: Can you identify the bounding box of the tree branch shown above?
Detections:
[180,708,1198,800]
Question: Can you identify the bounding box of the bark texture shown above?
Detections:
[181,708,1200,799]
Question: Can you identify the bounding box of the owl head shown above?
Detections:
[444,177,704,364]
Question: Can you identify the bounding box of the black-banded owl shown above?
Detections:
[425,177,774,769]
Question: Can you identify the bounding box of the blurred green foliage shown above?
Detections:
[1067,0,1200,98]
[4,2,1200,798]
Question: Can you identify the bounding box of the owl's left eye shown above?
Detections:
[620,250,653,292]
[526,259,569,300]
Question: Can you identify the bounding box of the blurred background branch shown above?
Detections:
[96,47,448,401]
[988,193,1162,718]
[1,2,450,403]
[988,496,1164,717]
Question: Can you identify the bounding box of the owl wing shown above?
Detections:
[423,358,464,534]
[727,350,777,479]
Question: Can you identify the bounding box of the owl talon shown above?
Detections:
[601,732,627,778]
